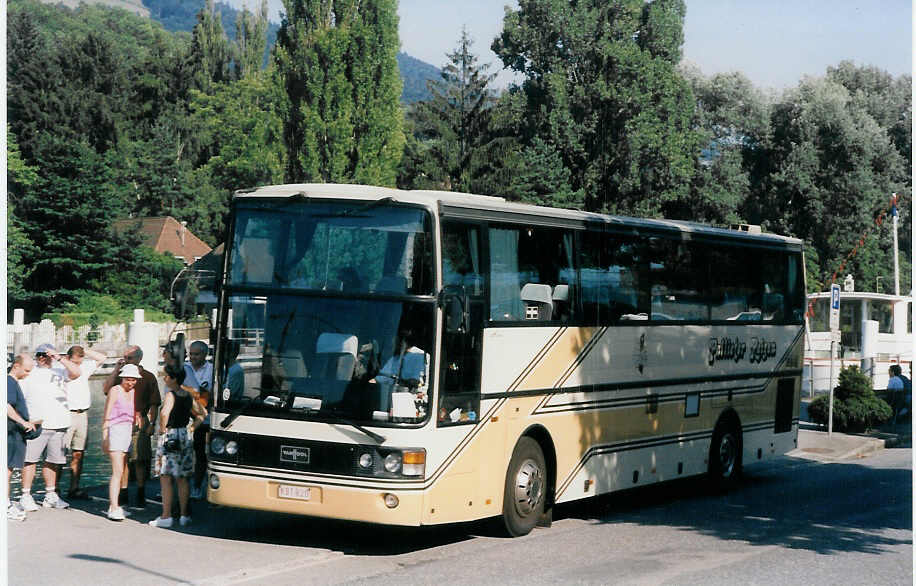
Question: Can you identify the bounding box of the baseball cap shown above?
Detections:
[119,364,142,379]
[35,343,57,355]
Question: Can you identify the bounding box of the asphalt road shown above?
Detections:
[7,448,912,585]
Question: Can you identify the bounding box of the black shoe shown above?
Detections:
[67,488,89,500]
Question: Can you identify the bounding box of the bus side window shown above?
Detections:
[758,250,790,322]
[489,225,576,323]
[709,246,756,321]
[647,238,707,321]
[579,230,648,325]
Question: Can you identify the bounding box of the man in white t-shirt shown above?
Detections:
[64,345,107,500]
[19,343,80,511]
[186,340,213,499]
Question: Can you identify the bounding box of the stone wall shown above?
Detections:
[7,319,210,357]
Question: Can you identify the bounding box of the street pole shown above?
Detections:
[892,194,900,295]
[828,340,835,438]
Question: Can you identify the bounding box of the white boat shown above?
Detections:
[804,283,912,394]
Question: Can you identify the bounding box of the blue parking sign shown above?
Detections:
[830,284,841,310]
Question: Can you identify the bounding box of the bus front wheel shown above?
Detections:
[502,437,546,537]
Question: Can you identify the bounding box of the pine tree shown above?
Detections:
[404,28,501,193]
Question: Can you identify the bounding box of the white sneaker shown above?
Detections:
[107,507,126,521]
[42,492,70,509]
[7,503,26,521]
[148,516,174,528]
[179,515,191,527]
[19,494,39,512]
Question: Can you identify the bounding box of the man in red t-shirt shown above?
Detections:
[104,345,160,508]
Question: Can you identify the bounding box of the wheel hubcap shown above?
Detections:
[719,433,737,478]
[513,459,544,516]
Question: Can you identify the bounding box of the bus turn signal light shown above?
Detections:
[402,449,426,477]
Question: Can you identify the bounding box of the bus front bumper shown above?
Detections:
[206,470,425,526]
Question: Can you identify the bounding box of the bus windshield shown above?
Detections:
[220,200,436,425]
[229,199,433,294]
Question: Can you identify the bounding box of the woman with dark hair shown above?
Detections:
[149,364,204,528]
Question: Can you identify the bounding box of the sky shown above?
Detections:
[242,0,912,91]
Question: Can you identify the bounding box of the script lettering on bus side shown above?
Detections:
[707,337,746,365]
[708,337,778,366]
[748,337,778,364]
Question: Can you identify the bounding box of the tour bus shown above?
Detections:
[202,183,806,536]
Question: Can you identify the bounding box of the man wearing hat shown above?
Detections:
[103,344,160,507]
[19,343,81,511]
[7,353,37,520]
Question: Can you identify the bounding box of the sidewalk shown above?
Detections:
[792,398,911,462]
[6,484,344,585]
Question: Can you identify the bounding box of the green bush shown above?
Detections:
[43,292,173,327]
[808,366,893,432]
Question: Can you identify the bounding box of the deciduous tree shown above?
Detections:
[493,0,698,215]
[750,77,909,292]
[275,0,404,185]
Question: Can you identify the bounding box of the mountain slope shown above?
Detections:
[142,0,440,103]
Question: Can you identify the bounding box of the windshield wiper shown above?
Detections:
[319,412,386,444]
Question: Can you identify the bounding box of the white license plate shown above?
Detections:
[278,484,311,501]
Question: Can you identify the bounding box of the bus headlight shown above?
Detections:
[210,437,226,455]
[358,453,374,469]
[225,440,239,456]
[401,449,426,477]
[384,452,402,473]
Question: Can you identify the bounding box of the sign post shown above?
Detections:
[828,284,841,437]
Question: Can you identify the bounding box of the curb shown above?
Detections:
[791,429,887,462]
[834,436,886,460]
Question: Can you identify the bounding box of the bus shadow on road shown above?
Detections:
[551,453,912,556]
[184,504,477,555]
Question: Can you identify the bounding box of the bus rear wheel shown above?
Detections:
[502,437,546,537]
[708,417,742,491]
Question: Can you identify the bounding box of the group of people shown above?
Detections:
[6,340,215,528]
[7,344,105,520]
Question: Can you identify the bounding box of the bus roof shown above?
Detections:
[235,183,803,248]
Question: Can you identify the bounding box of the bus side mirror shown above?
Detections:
[170,266,218,321]
[170,268,199,320]
[439,285,469,334]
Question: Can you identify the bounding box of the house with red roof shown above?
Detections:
[113,216,212,265]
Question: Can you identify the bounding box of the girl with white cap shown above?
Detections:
[102,363,140,521]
